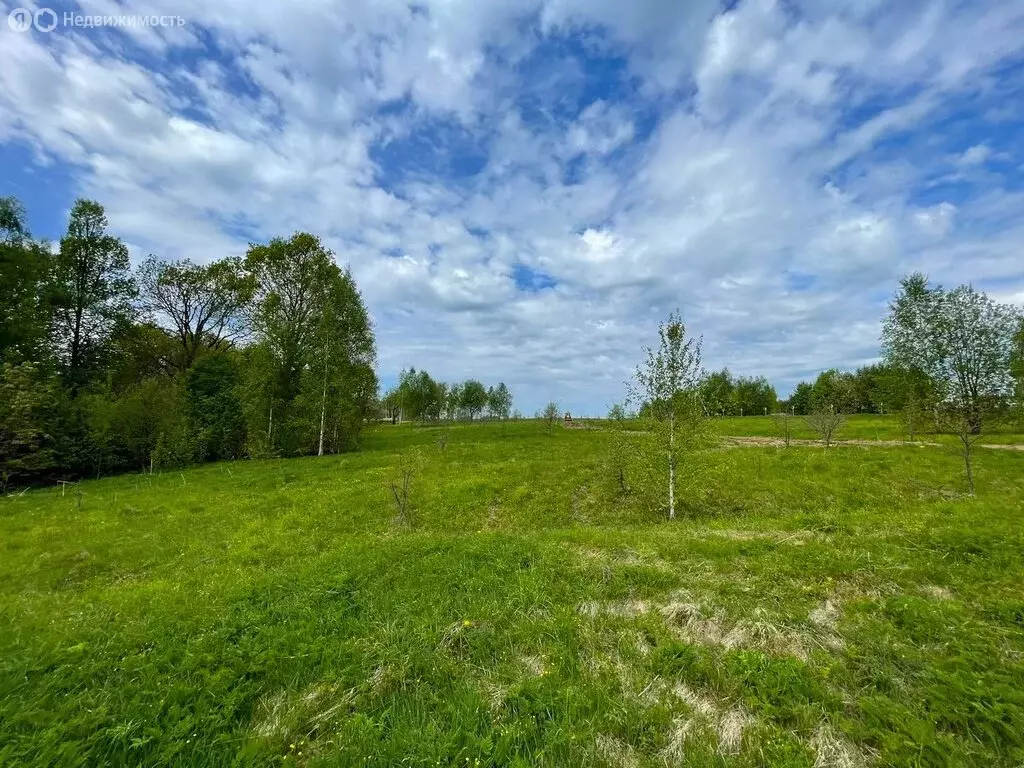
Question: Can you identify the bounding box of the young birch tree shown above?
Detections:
[630,311,706,520]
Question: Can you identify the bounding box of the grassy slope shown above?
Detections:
[1,420,1023,767]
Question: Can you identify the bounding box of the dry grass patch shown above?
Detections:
[810,724,870,768]
[251,682,354,742]
[594,734,640,768]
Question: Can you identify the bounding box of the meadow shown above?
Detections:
[1,417,1023,767]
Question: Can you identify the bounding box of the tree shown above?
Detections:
[629,311,707,520]
[487,382,513,420]
[444,382,463,421]
[381,387,402,424]
[244,233,335,453]
[396,368,444,422]
[772,412,795,447]
[788,382,814,415]
[0,363,58,490]
[874,364,937,441]
[306,266,377,454]
[138,255,253,373]
[734,375,777,416]
[700,369,735,416]
[460,380,488,420]
[810,369,858,414]
[0,197,53,365]
[184,353,246,462]
[541,402,560,434]
[938,405,987,496]
[853,364,890,414]
[51,199,135,390]
[805,406,845,448]
[883,275,1019,433]
[1012,319,1024,426]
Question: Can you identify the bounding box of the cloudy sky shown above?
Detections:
[2,0,1023,414]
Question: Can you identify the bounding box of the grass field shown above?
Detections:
[2,418,1023,767]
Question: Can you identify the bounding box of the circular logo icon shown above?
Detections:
[34,7,57,32]
[7,7,33,31]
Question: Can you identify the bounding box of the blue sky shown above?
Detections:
[2,0,1023,414]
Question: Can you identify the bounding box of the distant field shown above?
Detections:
[711,413,1024,444]
[2,422,1023,766]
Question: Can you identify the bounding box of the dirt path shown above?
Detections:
[721,436,1024,451]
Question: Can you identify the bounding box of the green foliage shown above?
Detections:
[788,382,814,415]
[397,367,445,422]
[1011,319,1024,424]
[630,311,710,519]
[0,199,52,365]
[460,379,488,420]
[883,274,1021,432]
[542,401,560,434]
[85,377,187,472]
[138,254,253,372]
[242,234,377,457]
[0,363,57,488]
[51,199,135,390]
[809,369,859,414]
[487,382,513,420]
[184,353,246,462]
[701,369,777,416]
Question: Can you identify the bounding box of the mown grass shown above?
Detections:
[1,418,1023,766]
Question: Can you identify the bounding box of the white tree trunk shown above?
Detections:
[315,354,327,456]
[317,380,327,457]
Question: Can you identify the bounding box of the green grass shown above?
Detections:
[2,418,1023,766]
[712,413,1024,443]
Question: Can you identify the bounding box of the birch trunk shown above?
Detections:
[318,337,331,457]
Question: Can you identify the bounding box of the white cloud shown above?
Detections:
[1,0,1023,413]
[956,144,992,167]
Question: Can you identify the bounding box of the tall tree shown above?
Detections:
[0,197,53,364]
[788,382,814,415]
[138,255,253,373]
[734,375,777,416]
[700,369,735,416]
[1012,319,1024,425]
[0,363,58,490]
[51,199,134,389]
[184,353,246,462]
[308,266,377,454]
[460,380,488,420]
[444,382,462,421]
[487,382,513,420]
[629,311,706,520]
[810,369,859,414]
[883,274,1019,432]
[244,232,335,451]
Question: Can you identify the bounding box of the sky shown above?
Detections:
[1,0,1023,415]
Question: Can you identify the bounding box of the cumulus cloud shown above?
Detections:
[1,0,1023,413]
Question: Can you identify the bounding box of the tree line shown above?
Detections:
[783,275,1023,434]
[0,196,377,489]
[619,276,1022,515]
[380,368,514,423]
